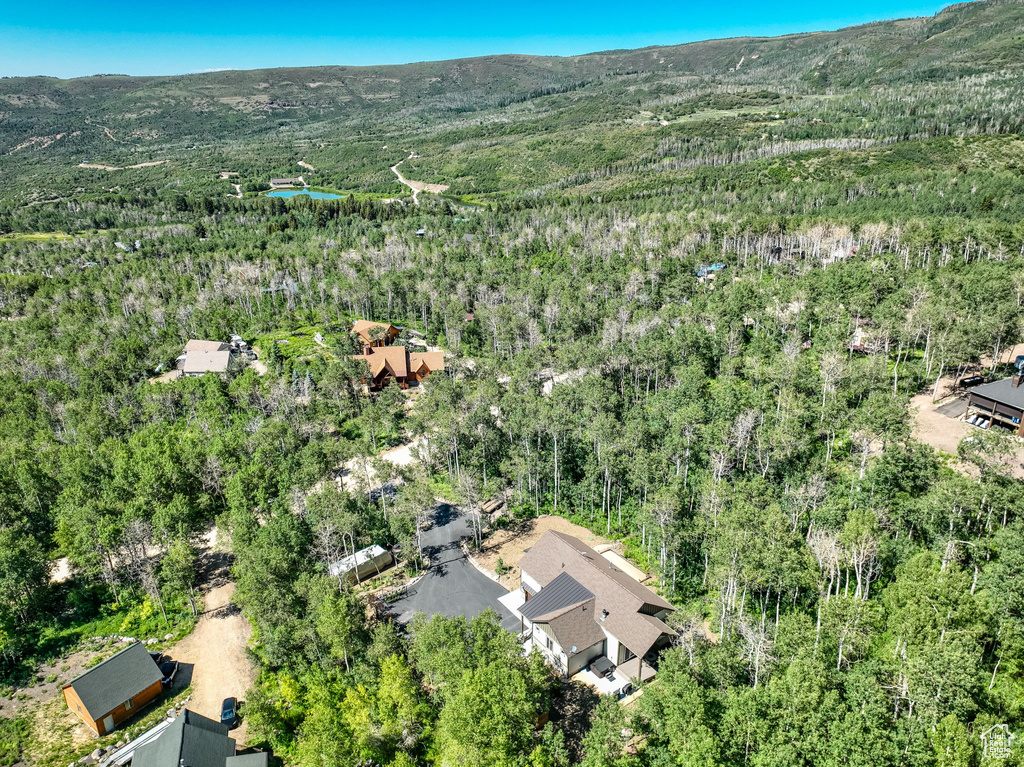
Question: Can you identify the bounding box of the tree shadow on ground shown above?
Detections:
[548,679,601,763]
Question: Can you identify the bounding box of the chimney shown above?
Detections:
[364,345,372,355]
[1013,373,1022,389]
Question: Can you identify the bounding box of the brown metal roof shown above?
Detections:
[521,572,593,621]
[519,531,675,657]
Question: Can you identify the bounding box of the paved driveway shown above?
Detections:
[388,503,520,632]
[936,397,967,418]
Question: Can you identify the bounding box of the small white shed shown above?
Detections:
[329,545,394,583]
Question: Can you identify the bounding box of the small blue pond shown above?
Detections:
[266,190,344,200]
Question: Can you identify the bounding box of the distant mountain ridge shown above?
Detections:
[2,0,1023,204]
[3,1,1023,132]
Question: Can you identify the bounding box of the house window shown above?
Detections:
[620,646,636,664]
[124,698,134,710]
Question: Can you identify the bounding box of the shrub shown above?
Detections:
[0,717,29,766]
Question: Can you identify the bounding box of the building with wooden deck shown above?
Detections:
[965,373,1024,435]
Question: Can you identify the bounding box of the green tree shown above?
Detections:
[160,537,199,615]
[434,660,543,767]
[580,697,637,767]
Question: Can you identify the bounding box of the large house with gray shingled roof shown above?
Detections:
[514,531,676,690]
[965,373,1024,435]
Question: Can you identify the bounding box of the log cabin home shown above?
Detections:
[351,320,400,347]
[352,345,445,390]
[62,642,164,736]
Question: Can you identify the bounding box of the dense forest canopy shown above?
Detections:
[1,1,1024,766]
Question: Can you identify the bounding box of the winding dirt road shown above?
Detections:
[391,152,449,205]
[77,160,167,171]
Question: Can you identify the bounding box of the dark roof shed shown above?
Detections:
[62,642,163,720]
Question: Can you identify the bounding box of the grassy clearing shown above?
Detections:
[0,232,74,242]
[3,587,197,691]
[256,324,346,361]
[0,717,30,765]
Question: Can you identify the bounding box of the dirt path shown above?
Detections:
[298,160,315,172]
[50,540,164,584]
[8,132,73,154]
[167,547,255,745]
[78,160,167,171]
[231,183,242,198]
[391,153,449,206]
[102,126,121,143]
[339,437,424,490]
[912,391,971,457]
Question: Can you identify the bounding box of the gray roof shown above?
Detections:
[63,642,163,719]
[521,572,594,621]
[518,531,675,657]
[544,602,607,655]
[972,377,1024,410]
[132,710,235,767]
[226,754,269,767]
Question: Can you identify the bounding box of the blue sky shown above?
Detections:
[1,1,956,79]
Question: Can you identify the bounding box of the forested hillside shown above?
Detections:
[3,0,1024,204]
[2,2,1024,766]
